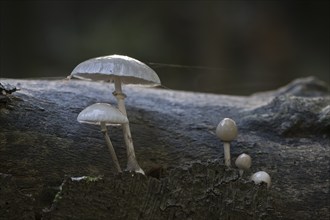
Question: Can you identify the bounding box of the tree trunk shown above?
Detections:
[0,76,329,219]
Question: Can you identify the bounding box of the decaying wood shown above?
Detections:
[42,162,274,220]
[0,76,329,219]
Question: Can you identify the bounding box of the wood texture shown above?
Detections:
[0,77,329,219]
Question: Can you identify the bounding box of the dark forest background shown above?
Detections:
[0,1,329,95]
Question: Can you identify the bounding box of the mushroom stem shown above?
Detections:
[113,78,145,174]
[239,169,244,177]
[100,122,122,173]
[114,78,127,114]
[223,142,231,167]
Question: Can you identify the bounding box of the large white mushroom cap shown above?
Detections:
[70,54,161,86]
[77,103,128,125]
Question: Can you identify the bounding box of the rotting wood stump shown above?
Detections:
[0,76,329,219]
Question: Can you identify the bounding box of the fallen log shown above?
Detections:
[0,76,329,219]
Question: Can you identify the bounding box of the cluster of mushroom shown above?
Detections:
[70,55,161,175]
[69,54,271,188]
[216,118,271,188]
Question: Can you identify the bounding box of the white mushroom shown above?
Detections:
[251,171,271,188]
[235,153,252,177]
[70,54,161,174]
[77,103,129,173]
[216,118,238,167]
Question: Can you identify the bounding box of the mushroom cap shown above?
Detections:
[70,54,161,86]
[235,153,252,170]
[77,103,128,126]
[251,171,271,188]
[216,118,238,141]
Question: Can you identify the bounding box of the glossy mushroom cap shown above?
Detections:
[235,153,252,171]
[77,103,128,125]
[251,171,271,188]
[70,54,161,86]
[216,118,238,142]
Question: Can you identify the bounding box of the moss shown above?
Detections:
[71,176,103,182]
[53,191,62,203]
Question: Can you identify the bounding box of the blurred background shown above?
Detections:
[0,1,329,95]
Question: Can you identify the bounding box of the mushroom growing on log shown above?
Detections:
[69,54,161,174]
[216,118,238,167]
[77,103,129,173]
[235,153,252,177]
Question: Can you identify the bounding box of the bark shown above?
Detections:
[0,76,329,219]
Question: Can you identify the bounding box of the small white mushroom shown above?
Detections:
[77,103,129,173]
[216,118,238,167]
[235,153,252,177]
[251,171,271,188]
[70,54,161,174]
